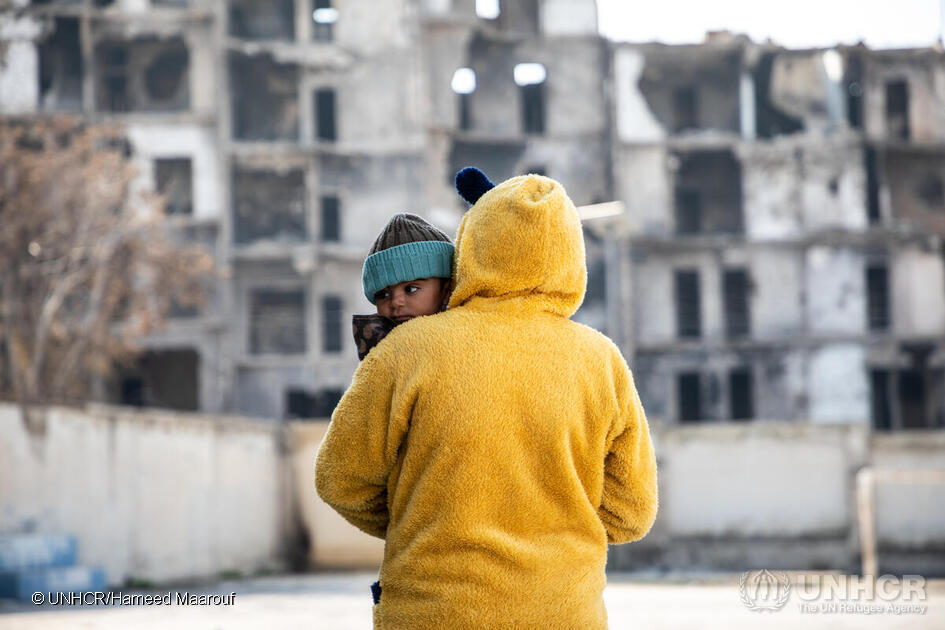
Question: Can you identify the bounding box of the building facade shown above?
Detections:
[0,0,607,419]
[612,36,945,429]
[2,1,943,427]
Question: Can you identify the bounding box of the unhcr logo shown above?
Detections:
[738,570,791,611]
[737,572,928,615]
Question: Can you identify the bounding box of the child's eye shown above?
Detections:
[374,289,390,301]
[405,285,420,294]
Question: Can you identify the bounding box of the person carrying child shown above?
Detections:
[316,168,658,629]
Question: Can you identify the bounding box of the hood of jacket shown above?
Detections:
[447,174,587,318]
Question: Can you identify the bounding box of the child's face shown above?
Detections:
[374,277,450,324]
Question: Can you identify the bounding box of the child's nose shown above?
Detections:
[392,291,406,306]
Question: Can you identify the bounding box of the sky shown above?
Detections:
[596,0,942,50]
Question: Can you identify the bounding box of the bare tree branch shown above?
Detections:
[0,117,214,412]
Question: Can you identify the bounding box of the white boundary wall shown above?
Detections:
[0,403,287,585]
[2,403,943,581]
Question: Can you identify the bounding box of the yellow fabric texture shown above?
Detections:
[316,174,658,629]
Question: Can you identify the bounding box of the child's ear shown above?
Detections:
[440,279,453,310]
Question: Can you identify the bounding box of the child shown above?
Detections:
[317,168,657,629]
[352,213,454,360]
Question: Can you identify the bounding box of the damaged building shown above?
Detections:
[0,0,605,419]
[613,35,945,430]
[1,1,942,431]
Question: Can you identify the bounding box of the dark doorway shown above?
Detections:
[866,263,890,331]
[885,80,910,141]
[723,268,750,338]
[155,158,193,215]
[898,370,926,429]
[673,86,699,132]
[314,88,337,142]
[870,369,892,431]
[672,150,743,234]
[675,270,701,339]
[520,82,545,135]
[38,17,83,112]
[285,388,344,419]
[864,145,881,224]
[118,349,200,411]
[250,289,306,355]
[729,368,754,421]
[678,372,702,423]
[320,195,341,242]
[322,295,343,353]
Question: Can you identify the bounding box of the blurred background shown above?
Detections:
[1,0,944,615]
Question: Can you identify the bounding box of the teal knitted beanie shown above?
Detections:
[362,213,454,304]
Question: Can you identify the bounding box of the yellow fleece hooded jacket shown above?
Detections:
[315,173,658,629]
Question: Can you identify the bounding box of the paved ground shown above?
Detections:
[1,572,942,629]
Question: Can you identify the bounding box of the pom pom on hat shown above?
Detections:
[454,167,495,205]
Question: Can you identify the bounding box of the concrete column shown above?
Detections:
[739,71,756,141]
[296,0,313,43]
[821,51,846,131]
[605,236,635,360]
[0,16,40,114]
[80,13,95,113]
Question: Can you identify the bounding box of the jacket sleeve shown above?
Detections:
[314,351,409,539]
[598,359,659,544]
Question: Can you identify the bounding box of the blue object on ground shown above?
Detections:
[0,534,77,572]
[0,566,107,600]
[0,534,106,602]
